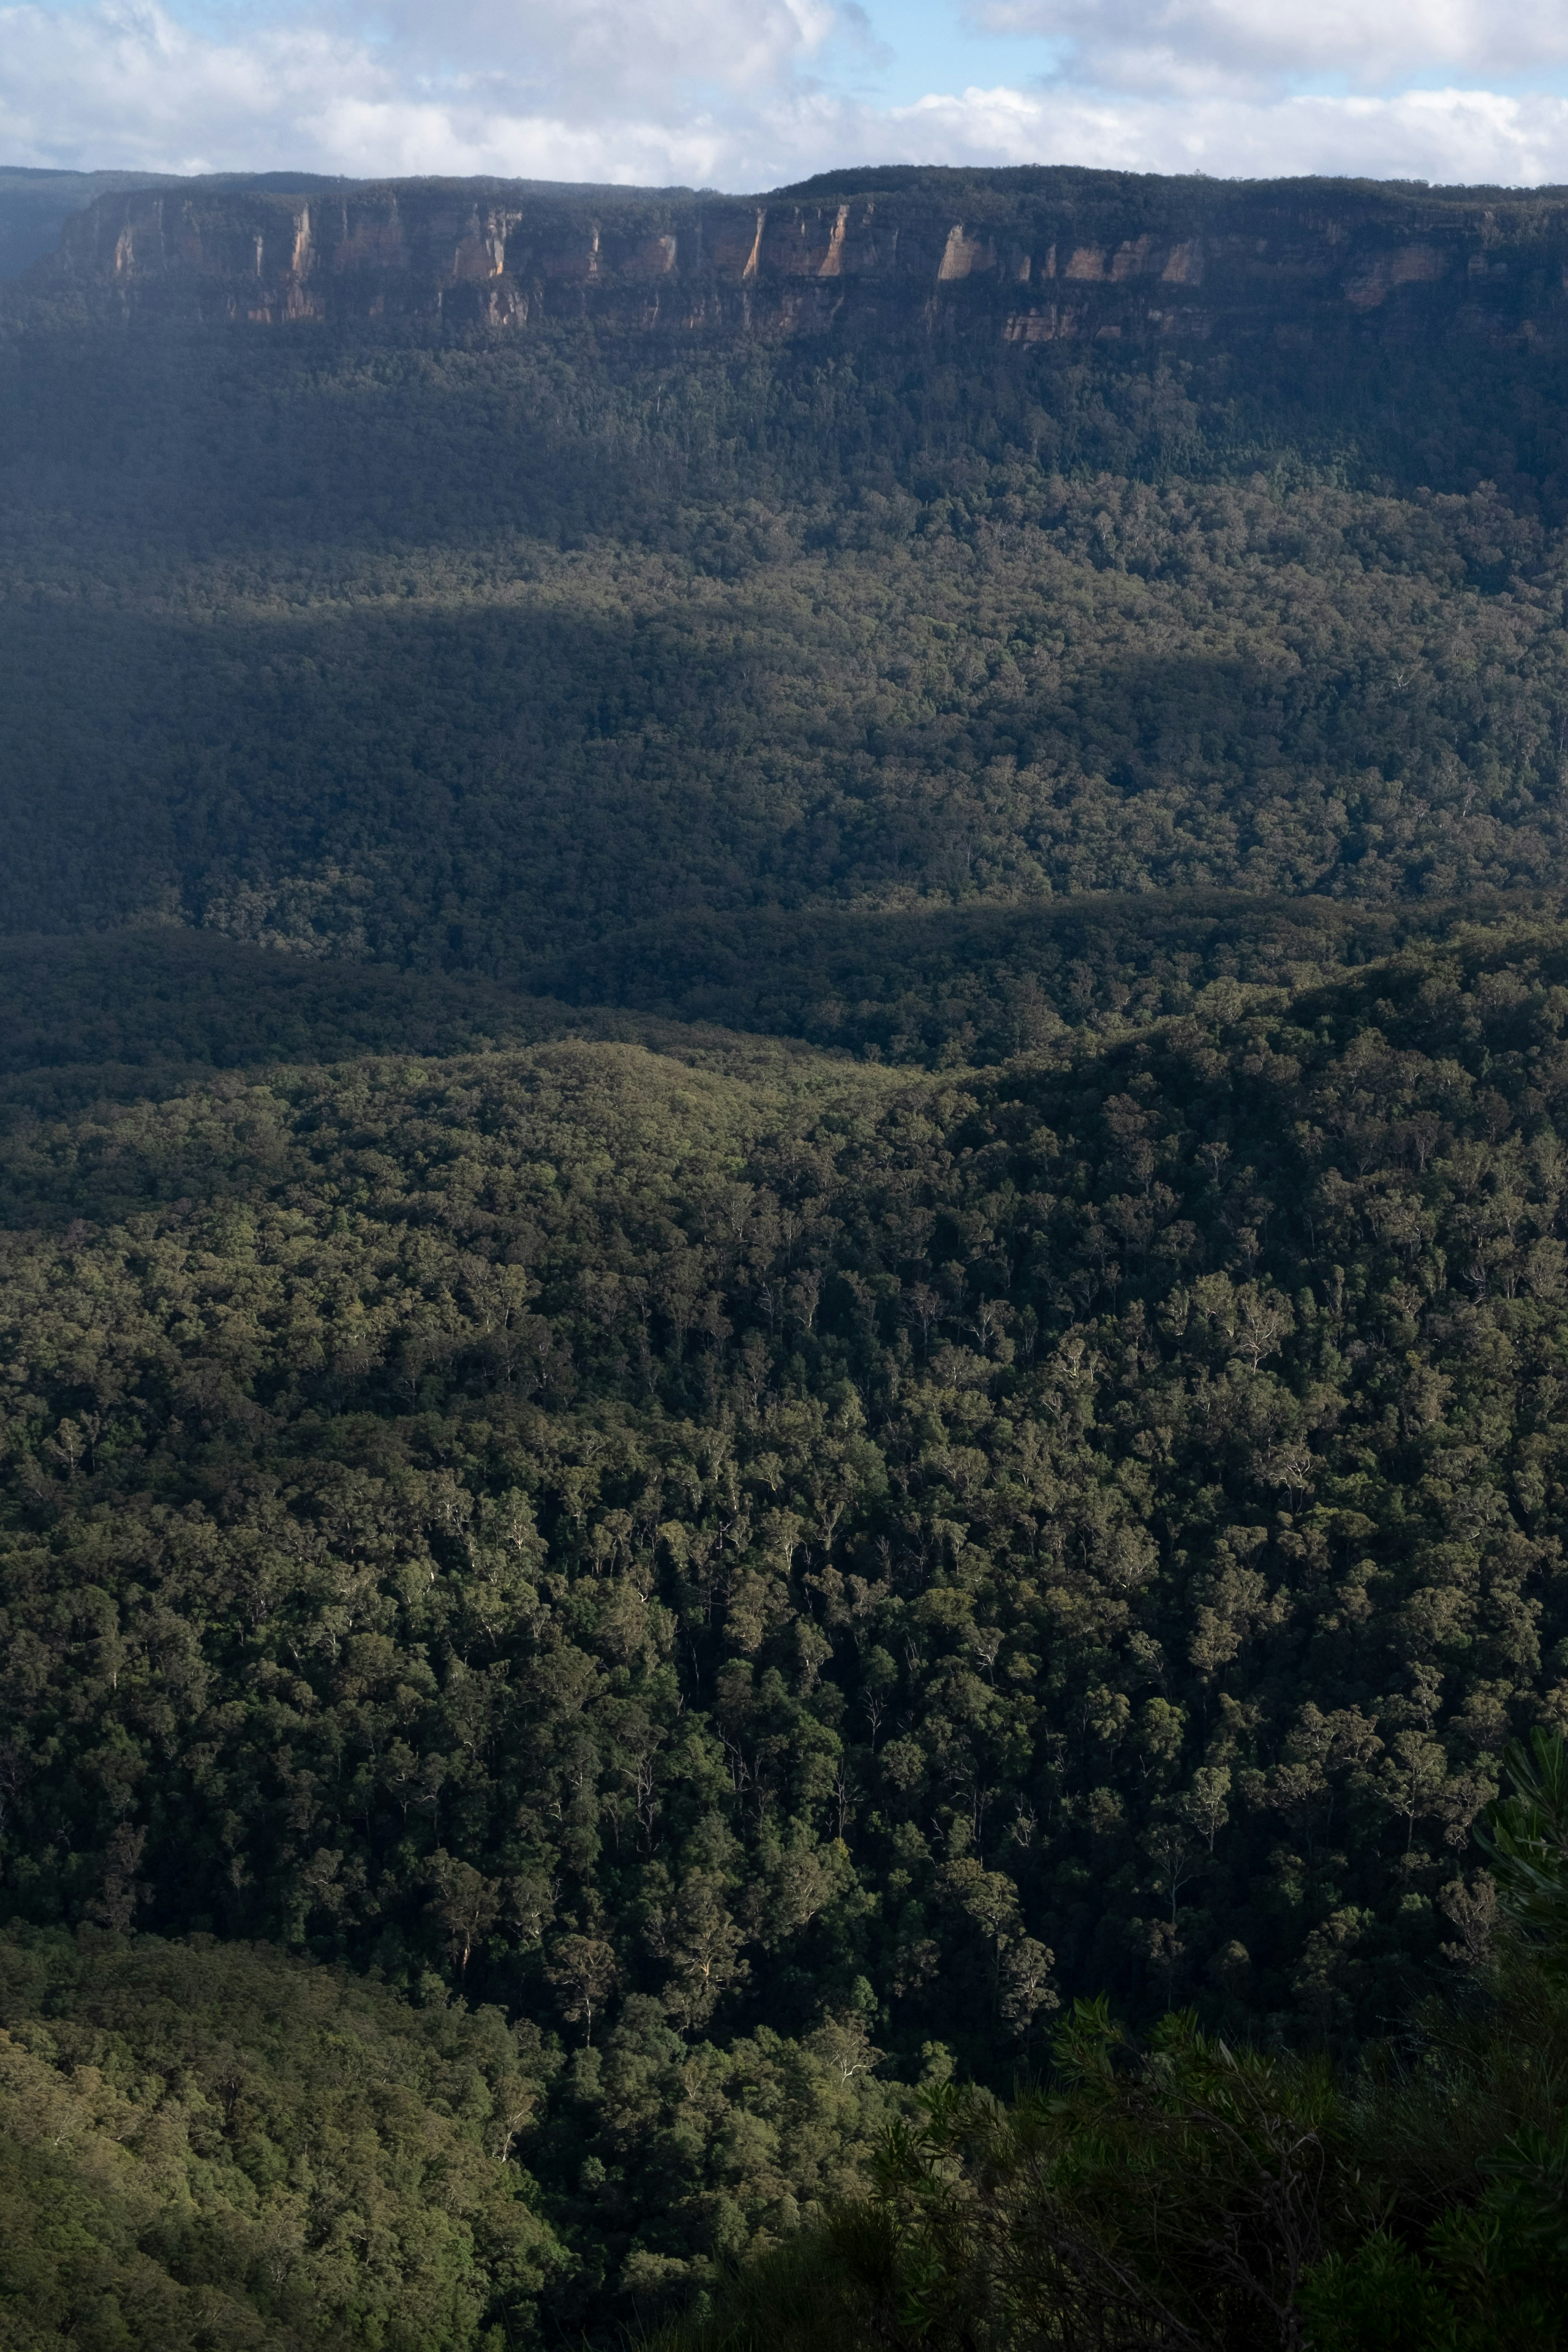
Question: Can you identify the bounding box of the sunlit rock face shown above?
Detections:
[29,167,1568,345]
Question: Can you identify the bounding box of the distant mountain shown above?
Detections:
[5,166,1568,998]
[0,167,176,278]
[24,165,1568,343]
[0,166,372,278]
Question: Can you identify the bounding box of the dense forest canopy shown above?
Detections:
[6,163,1568,2344]
[7,341,1568,969]
[9,167,1568,998]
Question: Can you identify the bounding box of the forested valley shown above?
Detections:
[4,164,1568,2348]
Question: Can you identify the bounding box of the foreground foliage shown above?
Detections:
[0,1928,562,2350]
[2,925,1568,2324]
[649,1734,1568,2351]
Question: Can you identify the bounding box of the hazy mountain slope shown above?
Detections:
[0,169,175,280]
[5,168,1568,1003]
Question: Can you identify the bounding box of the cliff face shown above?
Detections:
[0,168,190,281]
[28,169,1568,345]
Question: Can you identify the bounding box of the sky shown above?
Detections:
[6,0,1568,192]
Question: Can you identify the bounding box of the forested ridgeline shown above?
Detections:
[521,892,1568,1062]
[0,929,735,1123]
[3,894,1560,1116]
[5,927,1568,2337]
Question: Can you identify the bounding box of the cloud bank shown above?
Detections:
[2,0,1567,188]
[974,0,1568,96]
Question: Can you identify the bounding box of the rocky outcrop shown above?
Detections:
[27,168,1568,345]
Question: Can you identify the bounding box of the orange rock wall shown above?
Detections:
[34,174,1568,345]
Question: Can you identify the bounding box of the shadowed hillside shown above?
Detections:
[7,162,1568,2347]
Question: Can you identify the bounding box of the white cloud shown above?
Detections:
[296,95,736,188]
[880,82,1568,184]
[0,0,834,178]
[4,0,1568,191]
[362,0,837,108]
[971,0,1568,96]
[0,1,376,175]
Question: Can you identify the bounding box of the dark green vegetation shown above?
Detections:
[4,923,1568,2340]
[9,351,1568,970]
[650,1728,1568,2352]
[0,1927,562,2351]
[11,172,1568,993]
[6,162,1568,2342]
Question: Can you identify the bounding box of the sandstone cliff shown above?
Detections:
[24,165,1568,345]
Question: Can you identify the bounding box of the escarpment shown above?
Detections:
[24,165,1568,345]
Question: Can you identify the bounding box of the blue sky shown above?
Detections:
[845,0,1568,110]
[817,1,1064,109]
[5,0,1568,189]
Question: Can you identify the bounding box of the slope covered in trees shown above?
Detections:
[2,925,1568,2333]
[7,163,1568,2343]
[9,167,1568,1002]
[0,1928,563,2351]
[650,1732,1568,2352]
